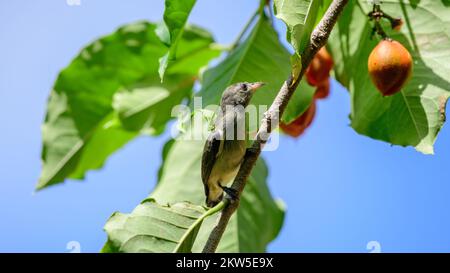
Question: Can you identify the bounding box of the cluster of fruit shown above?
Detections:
[280,47,333,138]
[280,9,413,139]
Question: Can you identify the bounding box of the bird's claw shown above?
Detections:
[221,186,238,203]
[247,146,260,155]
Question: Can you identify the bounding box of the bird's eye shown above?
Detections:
[240,83,247,91]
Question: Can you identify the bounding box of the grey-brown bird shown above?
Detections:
[201,82,265,207]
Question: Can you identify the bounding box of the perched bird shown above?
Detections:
[201,82,265,207]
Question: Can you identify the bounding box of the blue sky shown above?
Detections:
[1,0,450,253]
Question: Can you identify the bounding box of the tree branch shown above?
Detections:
[202,0,349,253]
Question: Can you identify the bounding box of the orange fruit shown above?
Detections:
[280,102,316,138]
[368,39,413,96]
[306,47,334,87]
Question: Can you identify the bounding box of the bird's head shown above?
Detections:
[220,82,265,108]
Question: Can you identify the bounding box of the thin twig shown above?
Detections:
[230,9,259,51]
[202,0,349,253]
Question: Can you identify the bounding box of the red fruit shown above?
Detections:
[368,39,413,96]
[280,102,316,138]
[306,47,334,87]
[314,79,330,100]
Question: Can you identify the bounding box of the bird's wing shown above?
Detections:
[201,130,223,196]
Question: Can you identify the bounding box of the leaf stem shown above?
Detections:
[174,201,226,253]
[205,200,227,217]
[210,43,232,52]
[374,19,388,39]
[368,4,402,39]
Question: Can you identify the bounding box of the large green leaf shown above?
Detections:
[112,77,193,133]
[166,25,222,76]
[103,112,285,252]
[196,16,314,124]
[273,0,330,54]
[102,199,216,253]
[114,26,221,133]
[38,21,219,190]
[158,0,197,80]
[327,0,450,154]
[149,113,285,252]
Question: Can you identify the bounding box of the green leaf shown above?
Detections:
[197,18,287,108]
[166,25,222,75]
[149,113,285,252]
[112,77,192,133]
[283,80,316,124]
[158,0,197,80]
[68,114,138,180]
[113,87,170,129]
[103,199,220,253]
[273,0,330,54]
[327,0,450,154]
[38,21,219,190]
[196,16,313,123]
[282,54,316,124]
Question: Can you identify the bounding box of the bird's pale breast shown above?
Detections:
[209,139,246,187]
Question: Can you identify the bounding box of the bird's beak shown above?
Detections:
[248,82,266,93]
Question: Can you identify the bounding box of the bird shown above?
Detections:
[201,82,265,207]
